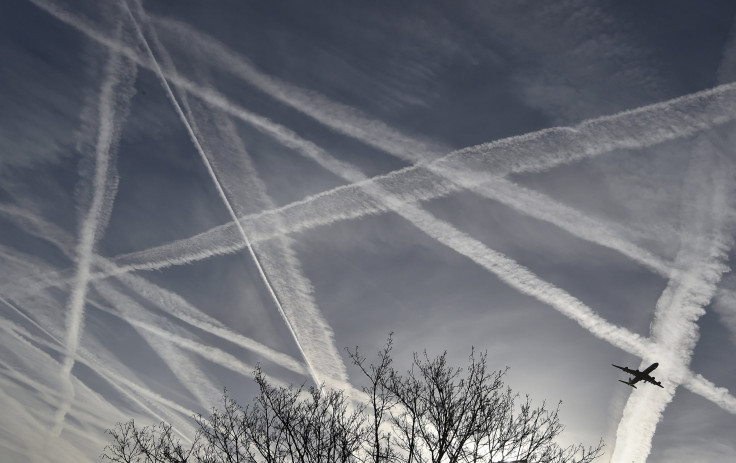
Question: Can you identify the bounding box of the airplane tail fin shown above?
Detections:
[619,380,636,389]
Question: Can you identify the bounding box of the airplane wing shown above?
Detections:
[643,376,664,388]
[611,364,637,375]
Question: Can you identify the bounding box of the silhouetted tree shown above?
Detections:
[102,338,603,463]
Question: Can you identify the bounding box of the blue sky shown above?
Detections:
[2,1,736,462]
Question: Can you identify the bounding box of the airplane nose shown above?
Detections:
[652,362,659,367]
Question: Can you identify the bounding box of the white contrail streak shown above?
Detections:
[612,147,735,462]
[24,0,736,306]
[0,378,99,463]
[0,202,308,376]
[15,0,736,415]
[23,0,736,419]
[150,15,450,161]
[0,209,302,403]
[26,0,736,183]
[87,283,291,389]
[102,82,736,420]
[99,75,736,281]
[174,90,348,384]
[135,3,347,386]
[1,304,125,430]
[613,20,736,459]
[0,309,197,441]
[52,13,137,439]
[713,276,736,343]
[144,15,677,277]
[123,0,324,386]
[119,11,658,389]
[90,283,222,410]
[2,293,199,434]
[2,248,200,435]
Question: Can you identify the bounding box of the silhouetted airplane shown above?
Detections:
[612,362,663,388]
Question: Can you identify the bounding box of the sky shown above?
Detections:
[1,1,736,462]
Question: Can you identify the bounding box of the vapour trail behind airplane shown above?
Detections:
[20,0,736,454]
[0,305,198,442]
[51,13,138,440]
[23,0,736,416]
[2,291,199,433]
[0,203,308,377]
[149,15,450,162]
[614,22,736,459]
[2,227,295,405]
[131,1,348,387]
[26,0,736,190]
[612,123,736,462]
[120,58,736,426]
[123,0,325,387]
[105,77,736,280]
[24,0,736,301]
[146,14,676,277]
[133,16,664,381]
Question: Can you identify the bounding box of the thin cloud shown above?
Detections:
[13,1,736,421]
[123,0,327,387]
[0,201,308,376]
[52,12,137,439]
[138,14,684,278]
[105,79,736,281]
[121,15,662,407]
[150,15,450,160]
[613,148,735,462]
[139,6,347,386]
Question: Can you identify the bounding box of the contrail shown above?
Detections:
[0,211,303,406]
[174,92,348,384]
[51,4,708,280]
[713,276,736,343]
[116,16,660,382]
[26,0,736,182]
[101,86,736,421]
[24,0,736,290]
[101,75,736,281]
[24,0,736,418]
[2,290,199,436]
[612,147,735,462]
[1,302,124,429]
[613,19,736,459]
[145,14,677,276]
[0,342,128,437]
[91,283,222,410]
[88,282,292,389]
[1,249,200,432]
[0,303,196,428]
[52,11,137,439]
[0,376,98,463]
[0,323,196,459]
[10,6,736,414]
[150,15,450,161]
[134,4,347,386]
[0,201,308,376]
[123,0,324,386]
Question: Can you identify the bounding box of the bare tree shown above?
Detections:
[349,338,602,463]
[103,341,603,463]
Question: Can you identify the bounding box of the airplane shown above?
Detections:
[611,362,663,388]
